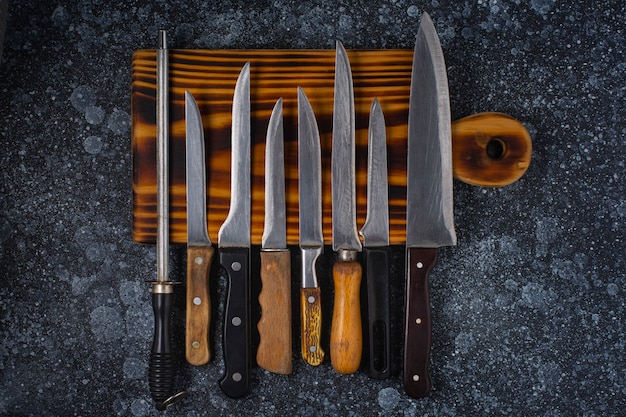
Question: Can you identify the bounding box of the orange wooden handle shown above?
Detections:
[185,245,213,366]
[451,112,532,187]
[257,250,292,374]
[330,259,363,374]
[300,287,324,366]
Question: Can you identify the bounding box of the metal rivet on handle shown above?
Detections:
[195,257,203,265]
[416,262,423,269]
[231,261,241,271]
[232,316,242,326]
[232,373,242,382]
[192,341,200,349]
[413,374,420,382]
[307,296,315,303]
[193,297,202,305]
[416,318,422,325]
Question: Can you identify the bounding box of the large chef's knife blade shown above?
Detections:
[257,98,292,375]
[148,30,186,410]
[217,62,251,398]
[404,12,457,399]
[359,98,391,379]
[184,91,214,366]
[297,87,325,367]
[330,40,363,375]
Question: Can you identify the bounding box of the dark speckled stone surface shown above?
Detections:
[1,1,624,416]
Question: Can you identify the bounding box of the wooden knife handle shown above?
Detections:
[185,245,213,366]
[403,247,438,399]
[300,287,324,366]
[451,112,532,187]
[330,257,363,374]
[257,249,292,374]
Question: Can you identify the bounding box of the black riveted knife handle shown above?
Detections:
[219,248,250,398]
[403,247,438,399]
[364,247,391,379]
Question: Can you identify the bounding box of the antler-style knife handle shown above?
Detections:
[185,246,214,366]
[300,246,324,366]
[451,112,532,187]
[219,248,250,398]
[257,249,292,374]
[404,247,438,399]
[300,287,324,366]
[330,253,363,374]
[363,247,391,379]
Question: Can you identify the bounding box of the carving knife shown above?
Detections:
[257,98,292,375]
[330,40,363,375]
[217,62,251,398]
[297,87,325,367]
[359,98,391,379]
[185,91,213,366]
[148,30,186,410]
[404,13,457,399]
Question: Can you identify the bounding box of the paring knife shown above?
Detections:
[330,40,363,375]
[217,62,251,398]
[297,87,325,367]
[257,98,292,375]
[404,12,457,399]
[185,91,213,366]
[359,98,391,379]
[148,30,186,410]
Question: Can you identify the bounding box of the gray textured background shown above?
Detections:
[1,1,624,416]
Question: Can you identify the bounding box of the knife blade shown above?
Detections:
[217,62,251,398]
[330,40,363,375]
[297,87,325,367]
[359,98,391,379]
[148,30,186,410]
[257,98,292,375]
[404,12,457,399]
[184,91,214,366]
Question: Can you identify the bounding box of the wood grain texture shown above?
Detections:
[257,250,292,375]
[185,245,213,366]
[330,260,363,374]
[131,50,532,245]
[300,287,324,366]
[451,112,532,187]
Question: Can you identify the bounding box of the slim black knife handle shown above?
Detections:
[403,247,438,399]
[219,248,250,398]
[149,288,187,410]
[363,247,391,379]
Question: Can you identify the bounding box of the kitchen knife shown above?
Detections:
[217,62,251,398]
[330,40,363,375]
[297,87,325,367]
[404,12,457,399]
[359,98,391,379]
[185,91,213,366]
[148,30,186,410]
[257,98,292,375]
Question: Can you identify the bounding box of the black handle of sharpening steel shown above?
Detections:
[149,289,187,410]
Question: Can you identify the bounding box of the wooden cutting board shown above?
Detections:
[131,49,531,245]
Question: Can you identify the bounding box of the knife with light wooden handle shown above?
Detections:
[330,40,363,375]
[257,98,292,375]
[184,91,213,366]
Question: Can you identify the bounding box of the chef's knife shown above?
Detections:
[359,98,391,379]
[257,98,292,375]
[330,40,363,375]
[185,91,213,366]
[148,30,186,411]
[297,87,325,367]
[404,13,457,399]
[217,62,251,398]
